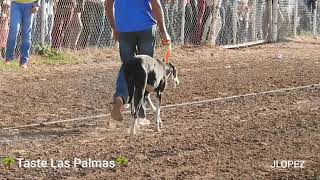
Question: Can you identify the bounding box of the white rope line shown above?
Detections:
[1,114,110,130]
[1,83,319,130]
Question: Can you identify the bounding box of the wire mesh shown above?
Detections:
[217,0,270,46]
[0,0,10,57]
[0,0,319,59]
[295,0,316,36]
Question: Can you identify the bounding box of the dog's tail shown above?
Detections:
[126,75,134,105]
[133,66,147,119]
[124,60,148,118]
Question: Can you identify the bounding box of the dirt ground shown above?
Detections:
[0,37,320,179]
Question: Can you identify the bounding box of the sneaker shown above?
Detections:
[111,97,124,121]
[20,64,28,69]
[3,60,11,65]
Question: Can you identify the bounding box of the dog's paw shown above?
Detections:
[130,128,136,136]
[159,118,162,126]
[154,127,161,132]
[130,124,138,136]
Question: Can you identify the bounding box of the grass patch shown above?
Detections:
[34,44,82,66]
[42,52,80,65]
[0,61,22,72]
[0,45,82,72]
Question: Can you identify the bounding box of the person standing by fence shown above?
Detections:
[52,0,75,49]
[4,0,40,68]
[78,0,105,49]
[31,0,56,46]
[106,0,171,124]
[0,0,10,59]
[63,0,84,49]
[194,0,206,44]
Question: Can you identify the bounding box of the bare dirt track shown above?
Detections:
[0,37,320,179]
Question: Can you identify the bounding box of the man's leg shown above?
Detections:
[111,32,136,121]
[20,3,34,66]
[77,2,91,49]
[5,2,21,62]
[46,13,54,45]
[90,2,105,47]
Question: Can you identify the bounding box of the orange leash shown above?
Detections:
[162,40,171,64]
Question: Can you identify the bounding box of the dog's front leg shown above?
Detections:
[130,117,138,136]
[130,102,138,136]
[146,94,156,111]
[154,93,162,132]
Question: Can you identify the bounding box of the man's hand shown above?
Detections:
[161,31,171,45]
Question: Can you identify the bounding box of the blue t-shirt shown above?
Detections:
[115,0,157,32]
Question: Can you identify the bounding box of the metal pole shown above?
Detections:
[232,1,238,44]
[40,0,46,45]
[293,0,298,37]
[267,0,272,41]
[180,0,186,44]
[272,0,279,42]
[251,0,256,41]
[313,1,318,36]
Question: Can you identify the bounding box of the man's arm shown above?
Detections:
[106,0,116,30]
[151,0,170,43]
[105,0,119,40]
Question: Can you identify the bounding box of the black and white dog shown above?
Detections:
[123,55,179,135]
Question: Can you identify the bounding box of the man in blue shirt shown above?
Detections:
[106,0,171,125]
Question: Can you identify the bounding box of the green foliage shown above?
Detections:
[1,156,16,169]
[115,156,129,166]
[34,44,60,58]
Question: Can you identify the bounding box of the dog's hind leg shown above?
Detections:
[154,92,162,132]
[145,93,156,112]
[130,86,145,135]
[130,117,138,136]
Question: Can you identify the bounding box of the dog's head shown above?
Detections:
[165,62,180,88]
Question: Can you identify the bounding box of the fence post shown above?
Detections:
[211,3,219,46]
[180,0,186,44]
[208,1,222,46]
[232,1,238,44]
[293,0,298,37]
[251,0,256,41]
[40,0,45,45]
[267,0,272,41]
[313,1,318,36]
[271,0,279,42]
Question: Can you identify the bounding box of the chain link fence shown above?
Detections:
[216,0,270,46]
[0,0,319,58]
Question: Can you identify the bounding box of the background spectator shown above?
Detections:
[194,0,206,44]
[184,0,198,44]
[52,0,75,49]
[5,0,40,68]
[78,0,105,49]
[63,0,84,49]
[0,0,10,58]
[32,0,56,46]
